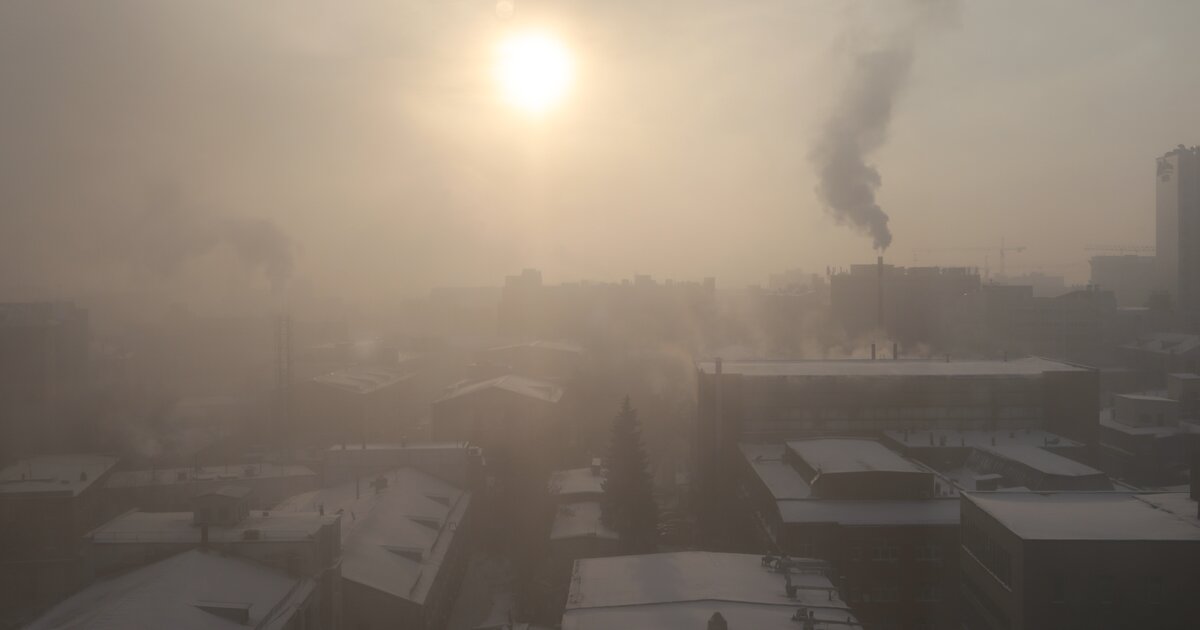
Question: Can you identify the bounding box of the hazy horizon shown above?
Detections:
[2,0,1197,312]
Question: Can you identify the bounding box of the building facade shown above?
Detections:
[1157,145,1200,329]
[960,491,1200,630]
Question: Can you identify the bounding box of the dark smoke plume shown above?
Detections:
[811,0,958,251]
[810,44,912,251]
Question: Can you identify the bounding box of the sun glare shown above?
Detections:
[494,30,574,115]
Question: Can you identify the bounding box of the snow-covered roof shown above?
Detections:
[486,340,584,354]
[106,462,316,488]
[89,510,334,544]
[311,365,412,394]
[967,492,1200,541]
[435,374,563,404]
[883,429,1082,450]
[0,454,118,496]
[1099,411,1200,437]
[696,356,1086,377]
[777,499,960,526]
[275,467,470,605]
[1120,333,1200,355]
[25,549,314,630]
[787,439,923,475]
[549,467,604,497]
[563,552,861,630]
[550,501,617,541]
[739,444,812,500]
[1116,392,1176,403]
[976,444,1103,478]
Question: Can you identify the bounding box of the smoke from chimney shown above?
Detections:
[810,0,959,251]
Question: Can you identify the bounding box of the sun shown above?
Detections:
[493,30,574,115]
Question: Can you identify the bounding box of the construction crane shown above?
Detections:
[910,239,1026,279]
[1084,244,1156,256]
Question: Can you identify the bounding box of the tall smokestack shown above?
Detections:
[877,255,884,329]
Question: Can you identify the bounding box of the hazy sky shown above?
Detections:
[2,0,1198,309]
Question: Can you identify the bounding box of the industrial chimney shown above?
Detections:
[876,255,884,329]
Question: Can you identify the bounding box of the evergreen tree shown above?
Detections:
[601,396,658,552]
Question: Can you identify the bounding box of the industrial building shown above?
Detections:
[24,548,321,630]
[275,467,473,630]
[431,374,564,452]
[323,441,481,488]
[1096,373,1200,485]
[738,439,959,630]
[562,551,862,629]
[103,461,319,516]
[696,357,1098,494]
[294,365,417,446]
[85,488,342,628]
[960,491,1200,630]
[1090,254,1157,308]
[0,454,119,624]
[547,463,619,565]
[0,302,90,457]
[830,260,980,345]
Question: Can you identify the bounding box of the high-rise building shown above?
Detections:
[1156,146,1200,328]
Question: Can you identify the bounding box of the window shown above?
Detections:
[916,584,940,602]
[872,585,900,602]
[872,544,900,561]
[915,543,942,562]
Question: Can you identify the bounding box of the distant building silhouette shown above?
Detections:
[1156,145,1200,329]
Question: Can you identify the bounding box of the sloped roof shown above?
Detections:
[312,366,412,394]
[25,549,314,630]
[275,467,470,605]
[435,375,563,404]
[787,439,924,475]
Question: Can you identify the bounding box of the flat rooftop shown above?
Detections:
[740,444,958,526]
[967,492,1200,541]
[787,439,924,475]
[696,356,1086,377]
[25,549,313,630]
[563,552,860,630]
[883,429,1082,450]
[89,510,335,544]
[977,444,1104,478]
[106,463,316,489]
[0,454,119,496]
[549,467,604,497]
